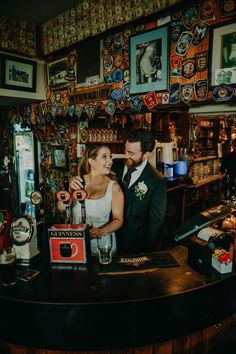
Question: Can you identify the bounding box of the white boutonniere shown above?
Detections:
[134,181,148,200]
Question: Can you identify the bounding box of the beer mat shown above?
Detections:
[16,268,40,282]
[98,252,178,275]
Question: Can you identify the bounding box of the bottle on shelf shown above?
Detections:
[225,174,232,201]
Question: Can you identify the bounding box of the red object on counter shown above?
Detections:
[0,210,13,250]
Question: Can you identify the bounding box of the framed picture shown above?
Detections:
[129,26,169,94]
[0,54,37,92]
[76,38,103,87]
[209,21,236,87]
[47,57,68,90]
[51,146,68,169]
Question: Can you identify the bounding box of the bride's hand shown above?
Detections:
[89,227,106,239]
[69,175,84,191]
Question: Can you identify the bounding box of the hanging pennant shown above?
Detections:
[65,52,76,82]
[112,68,124,83]
[169,83,180,104]
[104,55,114,72]
[111,87,125,101]
[212,84,233,102]
[105,100,116,116]
[182,7,199,29]
[130,95,143,112]
[220,0,236,17]
[194,79,208,101]
[170,54,183,77]
[200,0,216,21]
[118,99,126,110]
[86,105,96,119]
[68,105,75,118]
[75,104,82,119]
[55,92,61,103]
[171,11,182,21]
[192,22,209,46]
[124,82,130,98]
[120,115,127,128]
[114,54,123,67]
[181,84,194,103]
[124,29,132,41]
[196,51,208,72]
[79,129,89,143]
[143,92,158,109]
[40,101,47,116]
[181,58,196,79]
[50,104,57,119]
[104,73,113,84]
[175,32,193,56]
[30,104,37,125]
[162,93,170,104]
[171,22,185,43]
[50,91,56,103]
[113,32,124,55]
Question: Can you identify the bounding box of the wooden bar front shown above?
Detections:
[0,246,236,354]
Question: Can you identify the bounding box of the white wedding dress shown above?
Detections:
[72,180,117,256]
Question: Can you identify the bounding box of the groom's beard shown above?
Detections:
[125,156,143,169]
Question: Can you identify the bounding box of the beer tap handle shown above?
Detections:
[72,176,88,224]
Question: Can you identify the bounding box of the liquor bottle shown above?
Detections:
[225,174,231,201]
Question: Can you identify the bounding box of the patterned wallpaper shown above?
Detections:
[40,0,183,56]
[0,17,36,56]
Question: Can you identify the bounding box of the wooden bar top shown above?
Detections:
[0,245,236,351]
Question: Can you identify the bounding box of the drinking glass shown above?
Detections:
[86,215,93,230]
[0,248,16,286]
[97,234,113,265]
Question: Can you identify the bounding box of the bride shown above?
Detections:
[70,144,124,256]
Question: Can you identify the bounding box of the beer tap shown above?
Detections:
[72,177,88,224]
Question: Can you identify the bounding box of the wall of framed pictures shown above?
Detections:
[41,0,236,112]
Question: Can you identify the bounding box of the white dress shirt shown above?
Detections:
[122,159,147,188]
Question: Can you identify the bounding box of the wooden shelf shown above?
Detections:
[192,156,217,162]
[186,174,224,189]
[199,126,216,129]
[87,140,124,144]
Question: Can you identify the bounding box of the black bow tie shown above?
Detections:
[123,167,136,189]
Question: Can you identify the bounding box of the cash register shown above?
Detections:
[173,204,232,274]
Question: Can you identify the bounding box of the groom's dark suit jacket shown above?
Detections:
[112,159,167,255]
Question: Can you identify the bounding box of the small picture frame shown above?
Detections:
[76,38,103,87]
[51,146,68,169]
[47,57,68,90]
[0,54,37,92]
[129,26,169,94]
[209,20,236,88]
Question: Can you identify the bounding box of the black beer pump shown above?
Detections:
[72,177,91,259]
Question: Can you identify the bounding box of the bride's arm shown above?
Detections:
[89,182,124,238]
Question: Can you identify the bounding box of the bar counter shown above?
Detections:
[0,245,236,352]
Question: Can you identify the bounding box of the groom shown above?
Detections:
[113,128,167,255]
